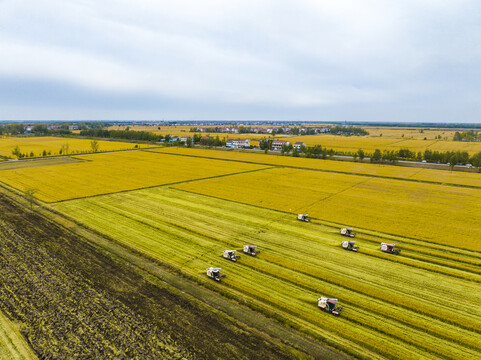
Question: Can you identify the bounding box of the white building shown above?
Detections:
[271,140,290,151]
[226,139,250,148]
[293,142,306,150]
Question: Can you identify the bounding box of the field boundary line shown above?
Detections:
[144,148,481,190]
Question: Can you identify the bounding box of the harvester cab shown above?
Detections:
[380,243,401,255]
[223,250,240,262]
[317,297,343,316]
[340,228,356,238]
[341,240,359,252]
[206,267,226,281]
[297,214,310,222]
[243,245,260,256]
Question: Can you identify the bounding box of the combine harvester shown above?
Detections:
[340,228,356,238]
[380,242,401,255]
[243,245,260,256]
[206,267,226,281]
[297,214,310,222]
[341,240,359,252]
[317,297,343,316]
[223,250,240,262]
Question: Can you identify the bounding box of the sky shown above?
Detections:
[0,0,480,122]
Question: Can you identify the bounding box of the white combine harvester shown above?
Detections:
[297,214,310,222]
[341,240,359,252]
[206,267,226,281]
[243,245,260,256]
[340,228,356,238]
[380,242,401,255]
[223,250,240,262]
[317,296,343,316]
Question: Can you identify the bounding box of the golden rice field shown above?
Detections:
[0,313,37,360]
[108,125,268,139]
[364,127,457,139]
[51,187,481,360]
[279,135,481,155]
[0,151,268,202]
[154,147,481,188]
[0,136,152,158]
[174,167,481,251]
[0,136,153,159]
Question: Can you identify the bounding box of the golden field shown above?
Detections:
[279,135,481,155]
[0,150,268,202]
[108,124,268,140]
[154,147,481,188]
[0,136,153,159]
[174,166,481,251]
[52,187,481,359]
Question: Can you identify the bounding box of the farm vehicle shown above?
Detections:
[380,243,401,255]
[341,240,359,252]
[243,245,260,256]
[340,228,356,238]
[318,297,343,316]
[206,267,226,281]
[297,214,310,222]
[223,250,240,262]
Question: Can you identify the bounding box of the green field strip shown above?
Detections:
[52,188,481,359]
[0,312,36,360]
[148,147,481,190]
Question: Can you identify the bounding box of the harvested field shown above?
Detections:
[0,157,84,170]
[0,150,269,202]
[52,187,481,360]
[0,193,296,360]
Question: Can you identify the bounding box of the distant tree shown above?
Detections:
[371,149,382,163]
[90,140,100,153]
[186,137,193,147]
[42,149,47,157]
[12,145,21,158]
[357,149,365,161]
[29,151,34,157]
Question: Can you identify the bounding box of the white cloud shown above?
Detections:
[0,0,480,120]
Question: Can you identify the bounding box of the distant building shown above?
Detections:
[293,142,306,150]
[68,125,79,131]
[271,140,290,151]
[226,139,250,148]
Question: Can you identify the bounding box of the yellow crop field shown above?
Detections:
[0,151,268,202]
[107,125,268,139]
[0,136,153,159]
[52,187,481,359]
[278,135,481,155]
[154,147,481,188]
[174,167,481,251]
[0,312,37,360]
[364,127,456,139]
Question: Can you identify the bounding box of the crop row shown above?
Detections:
[53,187,481,359]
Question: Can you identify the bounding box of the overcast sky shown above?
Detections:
[1,0,480,122]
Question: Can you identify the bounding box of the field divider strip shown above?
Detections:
[144,148,481,190]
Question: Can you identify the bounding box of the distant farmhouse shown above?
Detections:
[271,140,290,151]
[226,139,250,148]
